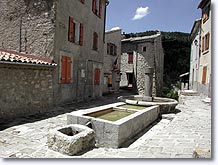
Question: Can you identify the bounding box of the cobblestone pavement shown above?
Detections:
[0,91,211,158]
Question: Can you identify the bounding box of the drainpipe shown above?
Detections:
[135,44,138,92]
[103,1,109,42]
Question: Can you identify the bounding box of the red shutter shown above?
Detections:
[69,17,75,43]
[96,33,98,50]
[79,23,84,46]
[66,57,72,83]
[94,68,100,85]
[206,33,210,50]
[61,56,67,83]
[92,0,97,14]
[202,36,205,52]
[99,0,102,18]
[202,66,207,84]
[128,53,133,64]
[93,32,98,50]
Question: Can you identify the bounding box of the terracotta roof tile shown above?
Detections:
[0,49,57,66]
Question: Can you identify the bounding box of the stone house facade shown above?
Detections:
[103,29,121,94]
[120,32,164,96]
[189,19,201,92]
[189,0,211,97]
[0,49,56,120]
[197,0,211,97]
[0,0,109,104]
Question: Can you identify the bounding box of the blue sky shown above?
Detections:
[106,0,202,33]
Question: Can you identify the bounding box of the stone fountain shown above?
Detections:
[118,67,178,114]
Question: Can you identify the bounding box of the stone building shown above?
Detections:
[120,32,164,96]
[189,19,201,92]
[0,49,56,120]
[0,0,109,105]
[0,0,109,120]
[103,28,121,94]
[189,0,211,97]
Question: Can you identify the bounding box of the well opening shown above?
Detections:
[58,127,79,136]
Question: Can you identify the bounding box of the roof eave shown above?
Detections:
[198,0,210,9]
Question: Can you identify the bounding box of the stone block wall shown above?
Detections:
[0,63,54,120]
[0,0,56,59]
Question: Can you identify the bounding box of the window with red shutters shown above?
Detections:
[94,68,100,85]
[92,0,102,18]
[68,17,75,43]
[202,33,210,54]
[128,53,133,64]
[93,32,98,50]
[68,17,84,46]
[61,56,72,84]
[107,43,117,56]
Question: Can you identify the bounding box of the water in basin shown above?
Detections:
[118,104,148,110]
[85,109,135,122]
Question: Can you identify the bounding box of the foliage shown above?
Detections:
[162,87,179,100]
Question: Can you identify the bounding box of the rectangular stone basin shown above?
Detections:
[48,124,95,156]
[67,102,160,148]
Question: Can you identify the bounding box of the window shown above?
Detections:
[202,33,210,53]
[68,17,84,46]
[80,0,85,4]
[61,56,72,84]
[202,4,210,23]
[202,66,207,84]
[92,0,102,18]
[143,46,146,52]
[93,32,98,50]
[107,43,117,56]
[128,53,133,64]
[94,68,100,85]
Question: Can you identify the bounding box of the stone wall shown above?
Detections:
[0,63,54,120]
[0,0,56,59]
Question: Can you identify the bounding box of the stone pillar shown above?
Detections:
[143,67,154,101]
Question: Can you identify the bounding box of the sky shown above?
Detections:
[106,0,202,33]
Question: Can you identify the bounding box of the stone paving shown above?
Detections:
[0,91,211,158]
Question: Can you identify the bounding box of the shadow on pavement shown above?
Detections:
[0,89,134,131]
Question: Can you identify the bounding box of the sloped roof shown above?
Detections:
[198,0,210,9]
[0,49,56,66]
[121,33,161,42]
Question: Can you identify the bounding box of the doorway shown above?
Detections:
[127,73,133,88]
